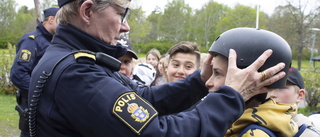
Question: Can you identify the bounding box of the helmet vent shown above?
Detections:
[240,58,244,62]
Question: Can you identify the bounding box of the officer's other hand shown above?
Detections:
[200,54,214,83]
[225,49,286,101]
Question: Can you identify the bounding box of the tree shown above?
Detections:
[192,1,229,49]
[302,68,320,110]
[42,0,57,9]
[146,6,162,41]
[127,7,152,48]
[9,6,37,42]
[0,0,17,48]
[285,0,320,70]
[0,0,16,34]
[158,0,193,43]
[34,0,42,23]
[267,5,300,60]
[216,4,268,34]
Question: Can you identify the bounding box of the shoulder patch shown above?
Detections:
[19,49,31,62]
[113,92,158,134]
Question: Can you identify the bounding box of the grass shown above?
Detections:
[0,93,19,136]
[291,59,320,69]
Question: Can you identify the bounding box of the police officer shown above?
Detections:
[27,0,286,136]
[10,7,59,137]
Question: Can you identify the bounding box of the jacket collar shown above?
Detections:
[37,22,54,42]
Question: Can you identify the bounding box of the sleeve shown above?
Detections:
[51,62,244,136]
[128,86,245,136]
[134,69,209,115]
[10,37,38,92]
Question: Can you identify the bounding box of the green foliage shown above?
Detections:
[134,40,174,55]
[291,48,318,60]
[192,1,229,49]
[158,0,193,43]
[42,0,58,9]
[0,5,37,48]
[146,7,162,41]
[12,6,37,36]
[299,107,319,116]
[300,67,320,110]
[128,7,152,44]
[0,0,16,31]
[216,4,260,32]
[291,59,320,69]
[0,43,17,95]
[0,0,17,48]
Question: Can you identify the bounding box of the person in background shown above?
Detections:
[145,48,161,86]
[268,67,320,136]
[166,41,201,82]
[154,54,169,85]
[146,48,161,69]
[132,62,157,86]
[117,36,138,79]
[131,48,161,86]
[10,7,59,137]
[27,0,287,136]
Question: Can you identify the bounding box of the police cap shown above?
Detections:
[58,0,75,8]
[43,7,59,18]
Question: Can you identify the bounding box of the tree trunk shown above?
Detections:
[34,0,42,24]
[298,44,303,70]
[297,30,304,71]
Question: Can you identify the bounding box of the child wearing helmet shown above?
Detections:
[206,27,298,137]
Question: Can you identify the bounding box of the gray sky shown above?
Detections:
[16,0,285,15]
[135,0,285,16]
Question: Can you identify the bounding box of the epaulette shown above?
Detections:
[74,52,96,61]
[74,52,96,65]
[73,52,121,71]
[29,35,36,39]
[28,32,40,39]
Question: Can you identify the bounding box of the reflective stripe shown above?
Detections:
[74,52,96,61]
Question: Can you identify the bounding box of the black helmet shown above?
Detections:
[209,27,292,89]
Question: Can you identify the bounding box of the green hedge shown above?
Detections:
[133,40,210,55]
[301,67,320,110]
[133,40,174,55]
[0,43,17,95]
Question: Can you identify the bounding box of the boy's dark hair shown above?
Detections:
[168,41,201,68]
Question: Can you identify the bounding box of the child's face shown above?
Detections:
[146,54,159,68]
[119,53,133,78]
[267,82,300,104]
[166,53,198,82]
[205,55,228,92]
[158,57,167,74]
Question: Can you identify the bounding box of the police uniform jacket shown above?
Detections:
[28,24,245,137]
[10,23,54,94]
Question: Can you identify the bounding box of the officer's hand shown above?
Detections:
[200,54,214,83]
[225,49,286,101]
